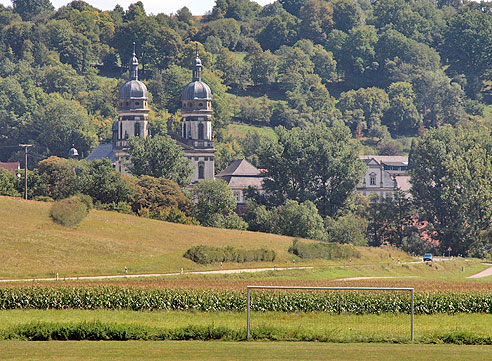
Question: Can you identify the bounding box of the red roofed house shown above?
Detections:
[0,162,20,173]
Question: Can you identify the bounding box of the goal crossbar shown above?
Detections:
[246,286,414,341]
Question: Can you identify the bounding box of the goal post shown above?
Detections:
[246,286,414,341]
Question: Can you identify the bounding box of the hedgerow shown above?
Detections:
[0,287,491,314]
[2,322,492,344]
[183,245,276,264]
[288,239,360,260]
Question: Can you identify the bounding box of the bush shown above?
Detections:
[288,239,360,260]
[184,245,276,264]
[50,196,91,227]
[95,201,133,214]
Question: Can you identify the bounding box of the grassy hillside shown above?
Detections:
[0,196,408,278]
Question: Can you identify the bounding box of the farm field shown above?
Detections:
[0,196,410,279]
[1,341,490,361]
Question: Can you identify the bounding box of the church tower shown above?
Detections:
[112,44,149,173]
[180,47,215,183]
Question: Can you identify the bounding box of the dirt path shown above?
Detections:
[467,263,492,279]
[334,276,418,281]
[0,266,314,283]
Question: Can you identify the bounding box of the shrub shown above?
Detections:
[184,245,276,264]
[288,239,360,260]
[50,196,91,227]
[96,201,133,214]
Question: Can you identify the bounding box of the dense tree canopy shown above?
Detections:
[410,127,492,256]
[258,123,366,217]
[127,135,192,186]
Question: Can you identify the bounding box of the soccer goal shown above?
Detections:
[246,285,414,341]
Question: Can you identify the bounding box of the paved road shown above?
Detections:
[467,263,492,279]
[0,266,314,283]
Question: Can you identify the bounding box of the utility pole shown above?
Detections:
[18,144,32,200]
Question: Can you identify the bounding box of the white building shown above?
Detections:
[357,155,410,199]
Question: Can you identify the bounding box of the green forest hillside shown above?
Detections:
[0,196,407,278]
[1,0,492,169]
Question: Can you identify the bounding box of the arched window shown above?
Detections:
[198,102,203,107]
[198,123,204,140]
[370,173,376,185]
[183,123,187,138]
[135,122,141,137]
[198,162,205,179]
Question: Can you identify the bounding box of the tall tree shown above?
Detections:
[192,179,238,227]
[78,159,133,205]
[13,0,54,21]
[441,8,492,98]
[128,134,192,187]
[258,123,365,217]
[410,126,492,256]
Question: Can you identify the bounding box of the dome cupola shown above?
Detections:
[119,43,148,101]
[182,46,211,101]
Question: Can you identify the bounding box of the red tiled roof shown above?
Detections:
[0,162,20,172]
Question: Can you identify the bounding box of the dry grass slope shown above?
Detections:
[0,196,408,278]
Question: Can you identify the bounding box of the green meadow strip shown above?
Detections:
[1,321,492,344]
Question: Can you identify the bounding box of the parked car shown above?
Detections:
[423,253,433,262]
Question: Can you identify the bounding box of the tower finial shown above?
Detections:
[192,43,202,82]
[130,42,139,81]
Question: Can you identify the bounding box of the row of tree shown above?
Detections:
[3,121,491,257]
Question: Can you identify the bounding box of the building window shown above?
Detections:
[183,123,186,138]
[370,174,376,185]
[234,191,240,202]
[198,163,205,179]
[199,102,203,107]
[134,122,140,137]
[135,102,140,105]
[188,102,192,108]
[198,123,204,140]
[194,157,199,161]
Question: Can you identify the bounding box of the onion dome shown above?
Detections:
[181,47,211,101]
[68,144,79,158]
[119,43,148,100]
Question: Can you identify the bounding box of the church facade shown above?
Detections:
[172,49,215,183]
[86,47,215,183]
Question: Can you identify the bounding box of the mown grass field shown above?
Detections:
[0,196,409,279]
[1,341,490,361]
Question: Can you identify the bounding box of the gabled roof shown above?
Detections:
[359,155,408,166]
[0,162,20,172]
[395,175,411,192]
[85,143,116,162]
[217,159,262,177]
